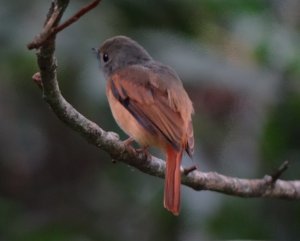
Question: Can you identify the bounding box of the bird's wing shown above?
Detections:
[108,65,193,152]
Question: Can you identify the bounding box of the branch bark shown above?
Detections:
[28,0,300,200]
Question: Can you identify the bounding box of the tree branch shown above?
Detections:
[28,0,300,200]
[27,0,101,50]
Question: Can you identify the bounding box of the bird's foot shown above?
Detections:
[122,137,136,153]
[122,138,151,160]
[135,146,151,160]
[122,137,135,146]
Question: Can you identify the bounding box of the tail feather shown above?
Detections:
[186,120,194,158]
[164,146,183,215]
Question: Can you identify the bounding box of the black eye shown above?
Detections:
[103,53,109,62]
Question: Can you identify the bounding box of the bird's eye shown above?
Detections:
[103,53,109,63]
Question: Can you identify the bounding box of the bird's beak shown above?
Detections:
[91,47,100,59]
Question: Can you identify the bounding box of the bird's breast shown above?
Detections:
[106,84,166,149]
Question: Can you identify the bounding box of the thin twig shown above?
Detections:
[44,1,56,27]
[271,160,289,183]
[27,0,101,49]
[183,165,197,176]
[54,0,101,34]
[27,3,66,49]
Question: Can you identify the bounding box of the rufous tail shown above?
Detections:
[164,145,183,216]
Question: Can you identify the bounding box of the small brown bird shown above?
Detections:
[95,36,194,215]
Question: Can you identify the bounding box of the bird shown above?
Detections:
[94,36,194,215]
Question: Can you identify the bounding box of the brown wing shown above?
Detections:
[109,65,194,153]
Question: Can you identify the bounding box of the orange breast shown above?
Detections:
[106,86,167,150]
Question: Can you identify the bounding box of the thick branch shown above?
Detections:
[28,1,300,200]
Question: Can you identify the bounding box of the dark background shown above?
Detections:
[1,0,300,240]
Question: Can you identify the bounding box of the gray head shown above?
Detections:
[94,36,152,78]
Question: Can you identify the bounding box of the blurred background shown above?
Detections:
[1,0,300,240]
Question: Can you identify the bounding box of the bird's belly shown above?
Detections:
[106,88,165,149]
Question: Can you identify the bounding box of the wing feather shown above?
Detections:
[109,65,193,153]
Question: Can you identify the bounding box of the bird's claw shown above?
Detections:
[122,137,136,153]
[122,138,151,160]
[135,146,151,160]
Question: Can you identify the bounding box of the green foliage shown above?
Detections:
[254,41,270,65]
[261,94,300,167]
[208,199,270,240]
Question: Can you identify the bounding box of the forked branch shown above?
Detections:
[28,0,300,200]
[27,0,101,49]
